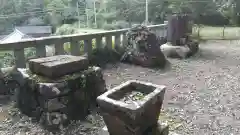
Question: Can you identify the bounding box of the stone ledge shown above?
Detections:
[28,55,89,78]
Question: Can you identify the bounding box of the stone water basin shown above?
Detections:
[97,80,166,135]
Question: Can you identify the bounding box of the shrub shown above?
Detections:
[1,48,37,68]
[102,23,116,30]
[194,13,229,26]
[2,52,15,67]
[114,21,130,29]
[55,24,77,35]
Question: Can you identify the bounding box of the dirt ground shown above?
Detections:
[103,40,240,135]
[1,40,240,135]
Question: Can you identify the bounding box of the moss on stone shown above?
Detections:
[25,67,98,84]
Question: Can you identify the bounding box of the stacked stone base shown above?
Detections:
[15,66,106,131]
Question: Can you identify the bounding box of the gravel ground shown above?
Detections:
[1,40,240,135]
[103,40,240,135]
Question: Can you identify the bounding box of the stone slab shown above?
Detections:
[28,55,88,78]
[99,121,170,135]
[160,43,190,59]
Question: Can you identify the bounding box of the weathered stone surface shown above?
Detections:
[37,82,69,98]
[99,121,169,135]
[167,14,190,46]
[161,40,199,59]
[28,55,89,78]
[0,67,22,95]
[97,80,166,135]
[46,98,66,112]
[161,43,190,59]
[158,37,167,46]
[39,112,69,131]
[186,40,199,57]
[15,66,106,130]
[121,25,167,68]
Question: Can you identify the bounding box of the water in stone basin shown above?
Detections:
[109,83,155,106]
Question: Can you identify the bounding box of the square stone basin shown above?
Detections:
[97,80,166,135]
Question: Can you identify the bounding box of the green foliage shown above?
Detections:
[102,20,129,30]
[55,24,78,35]
[103,0,240,26]
[1,47,37,68]
[0,60,3,68]
[102,23,116,30]
[114,20,130,29]
[55,24,98,53]
[2,0,240,33]
[2,52,15,67]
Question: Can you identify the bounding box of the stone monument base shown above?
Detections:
[99,121,169,135]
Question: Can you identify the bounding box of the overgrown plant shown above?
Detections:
[121,25,155,61]
[121,24,167,68]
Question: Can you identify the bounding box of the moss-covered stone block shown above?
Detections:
[28,55,89,78]
[14,66,106,131]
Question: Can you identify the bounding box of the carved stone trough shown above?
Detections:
[97,80,166,135]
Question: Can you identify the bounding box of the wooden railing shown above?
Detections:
[0,24,168,68]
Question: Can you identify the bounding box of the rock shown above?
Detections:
[0,80,8,95]
[186,40,199,57]
[40,112,69,131]
[14,66,107,131]
[47,98,66,112]
[0,68,29,88]
[0,67,21,95]
[15,68,30,86]
[15,84,39,117]
[161,43,190,59]
[158,37,167,46]
[122,25,167,68]
[16,131,26,135]
[28,55,89,78]
[37,83,69,98]
[85,67,107,101]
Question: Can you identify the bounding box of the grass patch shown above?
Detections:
[0,51,11,57]
[193,26,240,40]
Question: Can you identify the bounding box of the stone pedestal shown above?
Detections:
[14,66,106,131]
[99,121,169,135]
